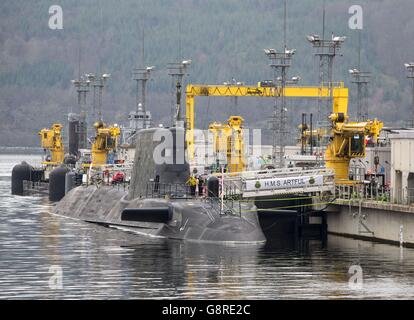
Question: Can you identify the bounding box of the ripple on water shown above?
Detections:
[2,154,414,299]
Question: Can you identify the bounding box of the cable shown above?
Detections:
[240,199,337,213]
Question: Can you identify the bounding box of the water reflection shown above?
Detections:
[1,155,414,299]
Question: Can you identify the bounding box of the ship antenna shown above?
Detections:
[78,42,81,81]
[99,0,103,74]
[358,27,361,70]
[132,19,154,126]
[178,20,182,60]
[141,23,145,66]
[283,0,287,50]
[322,0,326,41]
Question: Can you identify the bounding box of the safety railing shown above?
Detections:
[336,184,414,206]
[218,167,335,198]
[22,180,49,195]
[83,165,132,189]
[389,188,414,206]
[202,196,242,217]
[144,181,243,216]
[221,167,334,181]
[223,179,244,199]
[145,182,192,199]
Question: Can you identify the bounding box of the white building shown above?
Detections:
[389,130,414,205]
[118,106,152,162]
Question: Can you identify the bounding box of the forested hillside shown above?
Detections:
[1,0,414,146]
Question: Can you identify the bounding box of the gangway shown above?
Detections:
[218,167,335,198]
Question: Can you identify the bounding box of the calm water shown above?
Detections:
[1,154,414,299]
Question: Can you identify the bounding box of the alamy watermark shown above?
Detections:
[348,265,363,290]
[151,128,263,166]
[49,5,63,30]
[349,5,363,30]
[47,5,363,33]
[48,265,63,290]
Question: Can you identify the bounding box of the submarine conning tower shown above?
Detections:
[128,126,190,200]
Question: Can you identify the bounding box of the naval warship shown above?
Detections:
[53,126,267,244]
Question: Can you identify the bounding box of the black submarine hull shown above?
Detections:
[53,127,266,244]
[54,185,267,244]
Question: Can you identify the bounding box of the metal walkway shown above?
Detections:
[220,168,335,198]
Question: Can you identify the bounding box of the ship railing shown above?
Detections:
[22,180,49,194]
[336,184,388,201]
[219,167,334,181]
[85,165,132,189]
[144,181,243,216]
[336,185,414,206]
[389,187,414,206]
[219,168,335,198]
[113,180,130,192]
[145,182,193,199]
[223,179,243,198]
[202,196,242,217]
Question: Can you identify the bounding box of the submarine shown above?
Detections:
[53,126,267,245]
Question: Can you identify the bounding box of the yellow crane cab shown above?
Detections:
[324,114,383,185]
[84,121,121,168]
[38,123,65,166]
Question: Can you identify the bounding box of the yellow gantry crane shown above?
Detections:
[38,124,65,165]
[185,83,349,160]
[89,121,121,167]
[185,82,383,184]
[209,116,246,173]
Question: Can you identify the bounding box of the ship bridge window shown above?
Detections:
[106,137,115,149]
[350,134,364,155]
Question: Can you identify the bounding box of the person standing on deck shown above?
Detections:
[187,175,197,196]
[198,176,204,197]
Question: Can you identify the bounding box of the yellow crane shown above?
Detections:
[38,124,65,165]
[325,114,383,184]
[298,115,383,182]
[185,83,349,160]
[298,127,323,150]
[185,82,383,184]
[209,116,246,173]
[88,121,121,167]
